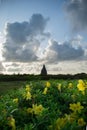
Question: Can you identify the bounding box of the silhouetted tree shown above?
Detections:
[41,65,47,75]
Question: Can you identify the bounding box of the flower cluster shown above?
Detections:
[27,104,44,115]
[69,102,84,113]
[57,83,62,92]
[0,79,87,130]
[68,82,73,89]
[43,81,51,94]
[8,116,16,130]
[13,98,18,103]
[77,80,86,94]
[55,117,67,130]
[23,84,32,100]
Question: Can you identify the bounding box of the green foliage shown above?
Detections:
[0,79,87,130]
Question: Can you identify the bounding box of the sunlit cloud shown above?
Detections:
[43,38,85,63]
[2,14,50,62]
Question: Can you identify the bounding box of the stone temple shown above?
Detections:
[41,65,47,75]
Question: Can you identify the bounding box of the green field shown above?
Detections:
[0,81,27,95]
[0,79,87,130]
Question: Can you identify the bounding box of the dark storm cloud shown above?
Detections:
[3,14,49,62]
[65,0,87,31]
[44,39,84,62]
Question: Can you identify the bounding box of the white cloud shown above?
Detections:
[43,38,84,63]
[3,60,87,74]
[3,62,43,74]
[0,62,5,73]
[2,14,50,62]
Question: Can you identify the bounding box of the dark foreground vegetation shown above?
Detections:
[0,73,87,82]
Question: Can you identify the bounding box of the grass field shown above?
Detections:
[0,81,27,95]
[0,79,87,130]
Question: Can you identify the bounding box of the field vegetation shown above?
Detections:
[0,78,87,130]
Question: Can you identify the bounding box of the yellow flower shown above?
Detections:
[32,104,44,115]
[27,108,33,114]
[65,114,75,123]
[43,87,48,95]
[78,80,85,85]
[25,84,31,92]
[68,83,73,88]
[24,91,32,100]
[69,102,84,113]
[65,114,71,121]
[65,113,78,123]
[13,98,18,103]
[78,118,86,126]
[77,83,85,91]
[55,117,67,130]
[57,84,62,92]
[77,80,86,93]
[70,113,78,123]
[46,81,51,88]
[8,116,16,130]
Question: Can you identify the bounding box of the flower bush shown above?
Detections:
[0,80,87,130]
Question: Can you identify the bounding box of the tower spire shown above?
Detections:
[41,64,47,75]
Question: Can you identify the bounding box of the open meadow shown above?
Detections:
[0,79,87,130]
[0,81,27,95]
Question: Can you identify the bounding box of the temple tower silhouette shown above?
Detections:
[41,64,47,75]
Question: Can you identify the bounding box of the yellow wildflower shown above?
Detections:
[78,80,85,85]
[65,114,71,121]
[25,84,31,92]
[65,113,78,123]
[78,118,86,126]
[68,83,73,88]
[77,80,86,93]
[65,113,77,123]
[46,81,51,88]
[69,102,84,113]
[43,87,48,95]
[27,108,33,114]
[8,116,16,130]
[57,83,62,92]
[55,117,67,130]
[70,103,77,112]
[69,113,78,123]
[32,104,44,115]
[13,98,18,103]
[24,91,32,100]
[77,83,85,91]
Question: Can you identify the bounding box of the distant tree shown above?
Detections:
[41,65,47,75]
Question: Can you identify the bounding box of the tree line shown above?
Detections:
[0,73,87,81]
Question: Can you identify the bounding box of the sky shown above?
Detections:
[0,0,87,74]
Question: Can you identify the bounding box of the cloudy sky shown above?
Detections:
[0,0,87,74]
